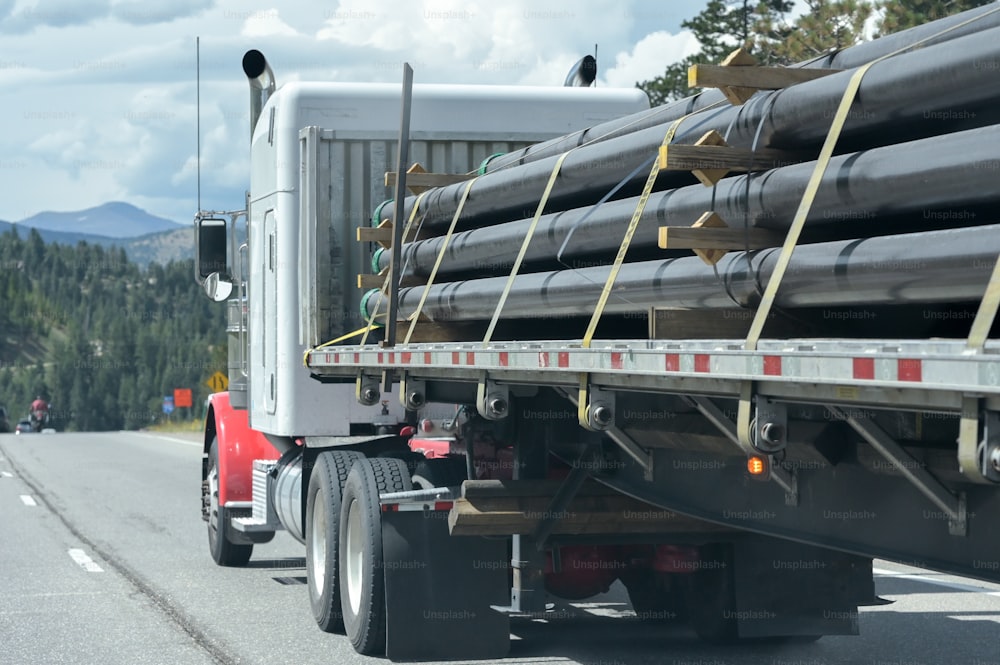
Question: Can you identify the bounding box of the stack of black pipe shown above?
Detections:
[363,5,1000,333]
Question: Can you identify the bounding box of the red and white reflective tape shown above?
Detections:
[311,340,1000,393]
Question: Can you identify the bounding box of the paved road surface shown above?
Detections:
[2,431,998,665]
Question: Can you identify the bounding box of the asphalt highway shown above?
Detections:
[1,430,998,665]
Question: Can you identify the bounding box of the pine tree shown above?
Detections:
[638,0,795,105]
[0,231,227,432]
[772,0,874,62]
[878,0,993,35]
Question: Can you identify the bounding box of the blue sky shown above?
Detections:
[0,0,711,224]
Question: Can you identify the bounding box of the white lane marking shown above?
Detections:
[874,567,1000,598]
[68,549,104,573]
[1,471,13,478]
[131,432,202,448]
[19,495,37,506]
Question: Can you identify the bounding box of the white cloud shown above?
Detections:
[602,30,700,87]
[0,0,707,223]
[240,7,300,38]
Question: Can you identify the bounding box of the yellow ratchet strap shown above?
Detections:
[742,63,874,350]
[581,116,689,348]
[967,255,1000,351]
[404,178,479,344]
[482,151,572,346]
[741,4,1000,350]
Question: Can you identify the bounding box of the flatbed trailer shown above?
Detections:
[304,335,1000,579]
[195,9,1000,659]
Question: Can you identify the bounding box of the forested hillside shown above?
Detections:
[0,227,226,431]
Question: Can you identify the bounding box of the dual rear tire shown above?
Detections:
[306,450,363,632]
[305,453,412,655]
[339,457,412,654]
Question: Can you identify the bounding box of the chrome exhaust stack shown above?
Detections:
[563,55,597,87]
[242,49,275,141]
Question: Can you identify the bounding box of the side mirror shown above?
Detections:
[195,217,229,280]
[203,272,234,302]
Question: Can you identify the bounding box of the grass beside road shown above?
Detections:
[145,420,203,433]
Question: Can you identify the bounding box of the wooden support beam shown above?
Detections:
[689,48,841,105]
[689,130,728,186]
[649,307,799,340]
[659,133,803,183]
[461,479,617,499]
[356,268,424,290]
[659,224,785,251]
[400,319,488,343]
[658,212,783,266]
[356,224,393,247]
[448,493,737,536]
[357,273,389,290]
[385,163,474,192]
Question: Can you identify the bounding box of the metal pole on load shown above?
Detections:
[383,63,414,353]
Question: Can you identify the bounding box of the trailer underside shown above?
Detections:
[304,336,1000,585]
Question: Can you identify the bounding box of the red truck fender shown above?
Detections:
[203,392,278,505]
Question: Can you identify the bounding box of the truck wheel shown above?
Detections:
[339,457,412,655]
[306,450,363,633]
[207,439,253,567]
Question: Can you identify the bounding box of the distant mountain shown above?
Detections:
[15,202,184,238]
[0,220,119,247]
[124,227,193,268]
[0,203,195,268]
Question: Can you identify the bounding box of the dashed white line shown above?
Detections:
[19,495,37,506]
[131,432,202,447]
[874,567,1000,598]
[1,471,13,478]
[68,549,104,573]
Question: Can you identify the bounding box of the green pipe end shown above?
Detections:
[360,289,383,326]
[372,199,392,227]
[371,246,385,273]
[478,152,507,175]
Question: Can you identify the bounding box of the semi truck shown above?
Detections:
[196,6,1000,660]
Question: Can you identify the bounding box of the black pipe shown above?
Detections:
[480,4,1000,176]
[376,25,1000,230]
[364,224,1000,321]
[377,123,1000,276]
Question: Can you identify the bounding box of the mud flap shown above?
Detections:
[381,509,510,661]
[733,539,869,638]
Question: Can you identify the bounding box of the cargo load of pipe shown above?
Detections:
[360,5,1000,340]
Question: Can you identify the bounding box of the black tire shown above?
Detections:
[207,439,253,567]
[411,456,468,489]
[306,450,363,633]
[339,457,412,655]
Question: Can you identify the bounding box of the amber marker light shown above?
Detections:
[747,455,768,477]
